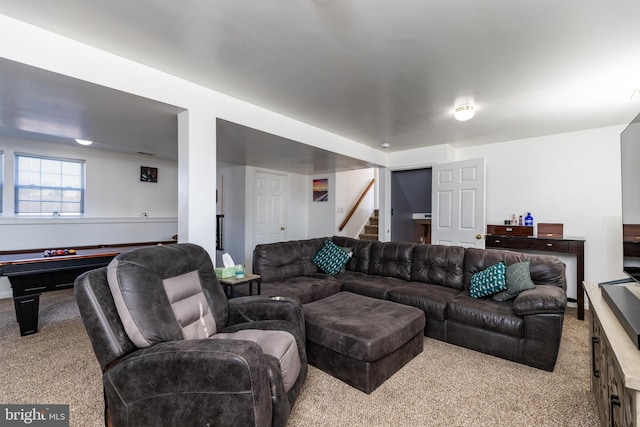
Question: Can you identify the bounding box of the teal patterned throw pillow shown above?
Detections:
[470,262,507,298]
[313,240,352,275]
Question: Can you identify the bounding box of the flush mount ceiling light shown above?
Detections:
[454,104,475,121]
[380,142,390,148]
[75,138,93,146]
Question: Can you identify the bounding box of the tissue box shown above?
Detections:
[215,267,236,279]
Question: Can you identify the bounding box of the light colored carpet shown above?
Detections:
[0,289,599,426]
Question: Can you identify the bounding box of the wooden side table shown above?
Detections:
[218,274,261,298]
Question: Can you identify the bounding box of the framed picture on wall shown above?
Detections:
[313,178,328,202]
[140,166,158,182]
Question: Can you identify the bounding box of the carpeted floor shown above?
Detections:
[0,289,599,426]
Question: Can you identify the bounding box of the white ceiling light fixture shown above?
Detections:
[75,138,93,146]
[454,104,475,121]
[380,142,390,148]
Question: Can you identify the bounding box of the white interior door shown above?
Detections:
[431,158,486,248]
[254,171,287,245]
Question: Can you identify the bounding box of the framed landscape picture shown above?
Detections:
[313,178,328,202]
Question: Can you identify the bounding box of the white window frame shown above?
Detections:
[14,153,85,216]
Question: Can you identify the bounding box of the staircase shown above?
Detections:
[359,209,379,241]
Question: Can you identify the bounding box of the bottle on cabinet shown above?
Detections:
[524,212,534,227]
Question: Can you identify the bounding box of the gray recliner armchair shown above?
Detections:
[74,243,307,427]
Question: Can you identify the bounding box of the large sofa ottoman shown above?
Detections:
[303,291,426,393]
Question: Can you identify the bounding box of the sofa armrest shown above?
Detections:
[105,339,273,426]
[512,285,567,316]
[227,296,305,339]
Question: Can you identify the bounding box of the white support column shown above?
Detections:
[178,109,217,258]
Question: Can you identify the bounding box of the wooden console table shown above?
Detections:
[486,232,586,320]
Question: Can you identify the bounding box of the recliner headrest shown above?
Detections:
[106,243,226,347]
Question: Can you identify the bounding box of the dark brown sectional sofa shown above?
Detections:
[252,236,567,371]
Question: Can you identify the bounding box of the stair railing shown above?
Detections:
[339,178,375,232]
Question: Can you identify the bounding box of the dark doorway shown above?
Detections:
[391,168,432,243]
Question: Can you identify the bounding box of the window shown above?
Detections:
[15,154,85,215]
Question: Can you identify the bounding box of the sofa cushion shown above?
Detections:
[368,241,415,281]
[410,244,465,290]
[313,240,352,275]
[512,285,567,315]
[492,261,536,301]
[254,238,326,282]
[447,293,525,338]
[469,262,507,298]
[388,282,461,321]
[525,254,567,290]
[340,275,408,300]
[211,329,301,393]
[463,248,526,289]
[332,236,372,274]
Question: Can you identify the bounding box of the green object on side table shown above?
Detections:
[215,267,235,278]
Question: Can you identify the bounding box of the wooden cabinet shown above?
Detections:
[585,282,640,426]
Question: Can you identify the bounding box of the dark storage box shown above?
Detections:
[538,223,563,238]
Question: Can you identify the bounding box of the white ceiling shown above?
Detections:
[0,1,639,172]
[0,57,182,159]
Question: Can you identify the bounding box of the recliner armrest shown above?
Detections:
[105,339,273,426]
[512,285,567,316]
[227,296,305,340]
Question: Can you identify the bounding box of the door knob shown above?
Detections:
[476,234,483,240]
[280,227,285,231]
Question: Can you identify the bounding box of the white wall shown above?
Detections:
[308,174,336,238]
[0,136,178,298]
[1,136,178,218]
[385,125,627,302]
[219,166,376,271]
[456,125,626,297]
[296,168,377,241]
[286,171,309,241]
[216,162,246,267]
[335,169,376,238]
[388,144,456,168]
